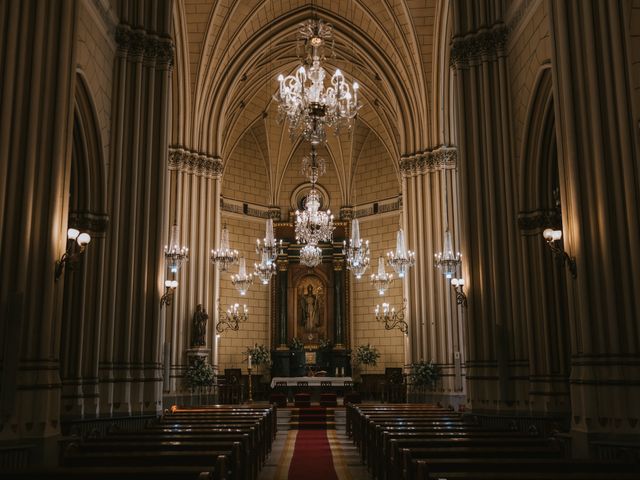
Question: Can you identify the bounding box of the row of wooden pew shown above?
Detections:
[2,405,276,480]
[346,403,640,480]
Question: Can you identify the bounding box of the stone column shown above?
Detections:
[333,258,345,346]
[0,0,78,441]
[100,4,174,416]
[276,259,289,346]
[451,0,525,412]
[547,0,640,450]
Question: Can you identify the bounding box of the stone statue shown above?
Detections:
[191,304,208,347]
[300,285,320,331]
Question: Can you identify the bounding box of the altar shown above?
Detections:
[270,376,353,389]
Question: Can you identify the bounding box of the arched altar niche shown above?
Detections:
[288,266,333,346]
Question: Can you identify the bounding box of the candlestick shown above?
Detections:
[247,366,253,403]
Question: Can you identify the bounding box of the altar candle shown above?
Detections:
[248,354,252,369]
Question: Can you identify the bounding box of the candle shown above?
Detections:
[248,354,252,369]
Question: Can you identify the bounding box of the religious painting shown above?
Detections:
[295,274,326,344]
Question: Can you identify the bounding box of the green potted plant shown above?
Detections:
[410,360,440,390]
[246,343,271,379]
[353,343,380,377]
[184,357,214,404]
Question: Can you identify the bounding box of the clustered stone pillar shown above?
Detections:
[547,0,640,450]
[164,147,222,392]
[99,5,174,417]
[0,0,78,441]
[451,1,526,412]
[400,148,465,399]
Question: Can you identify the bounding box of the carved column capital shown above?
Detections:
[400,146,458,177]
[168,146,222,179]
[450,23,509,68]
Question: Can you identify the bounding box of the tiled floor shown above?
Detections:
[258,408,371,480]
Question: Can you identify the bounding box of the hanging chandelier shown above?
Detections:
[375,300,408,333]
[164,224,189,273]
[231,257,254,296]
[387,228,416,278]
[216,302,249,333]
[434,229,461,279]
[343,218,370,279]
[275,18,361,145]
[295,187,334,245]
[211,224,239,272]
[371,257,393,295]
[256,218,282,266]
[254,250,277,285]
[300,244,323,268]
[301,148,327,184]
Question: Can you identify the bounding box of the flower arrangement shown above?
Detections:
[317,338,333,352]
[410,360,440,387]
[184,357,215,388]
[246,343,271,367]
[288,337,304,350]
[354,343,380,366]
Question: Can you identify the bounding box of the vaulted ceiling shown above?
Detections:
[171,0,447,206]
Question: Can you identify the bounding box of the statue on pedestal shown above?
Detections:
[191,304,208,347]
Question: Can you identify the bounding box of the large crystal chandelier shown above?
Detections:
[231,257,254,296]
[434,229,461,279]
[210,224,239,272]
[343,218,370,279]
[275,19,361,145]
[300,244,323,268]
[164,224,189,273]
[387,228,416,278]
[371,257,393,296]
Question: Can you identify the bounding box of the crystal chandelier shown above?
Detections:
[254,250,277,285]
[275,19,361,145]
[295,147,335,245]
[301,148,326,183]
[256,218,282,266]
[231,257,254,296]
[371,257,393,295]
[434,229,461,279]
[211,224,239,272]
[216,302,248,333]
[343,218,370,279]
[300,244,323,268]
[387,228,416,278]
[375,300,408,333]
[164,224,189,273]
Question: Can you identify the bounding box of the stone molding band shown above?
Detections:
[68,211,110,236]
[450,23,509,67]
[400,146,457,177]
[115,24,175,68]
[168,146,223,179]
[517,208,562,232]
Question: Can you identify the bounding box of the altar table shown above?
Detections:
[270,376,353,389]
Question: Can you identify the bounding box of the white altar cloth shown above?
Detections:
[270,376,353,389]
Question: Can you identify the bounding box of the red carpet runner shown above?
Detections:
[287,429,339,480]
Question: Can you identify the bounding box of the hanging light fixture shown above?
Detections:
[164,224,189,274]
[275,18,361,145]
[343,218,370,279]
[216,302,249,333]
[387,228,416,278]
[371,257,393,295]
[231,257,254,296]
[374,300,408,333]
[210,224,239,272]
[254,250,277,285]
[300,244,323,268]
[434,229,461,279]
[256,218,282,266]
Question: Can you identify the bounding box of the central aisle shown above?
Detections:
[258,407,370,480]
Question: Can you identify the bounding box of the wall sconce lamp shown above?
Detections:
[542,228,577,278]
[450,277,468,308]
[216,301,248,333]
[374,300,409,333]
[160,280,178,307]
[55,228,92,280]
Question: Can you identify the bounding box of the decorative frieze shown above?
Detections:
[517,208,562,232]
[220,197,271,219]
[168,146,223,179]
[353,195,402,219]
[450,24,509,67]
[399,146,457,177]
[68,211,110,236]
[115,24,174,68]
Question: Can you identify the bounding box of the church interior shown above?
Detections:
[1,0,640,478]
